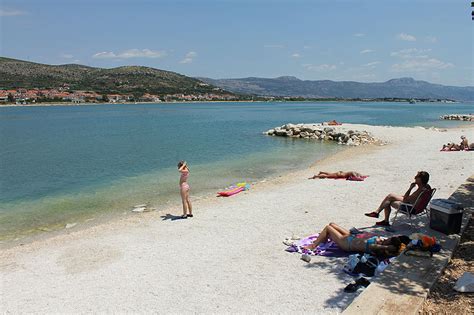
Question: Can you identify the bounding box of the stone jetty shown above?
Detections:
[440,114,474,121]
[264,123,383,146]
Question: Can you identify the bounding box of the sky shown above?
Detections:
[1,0,473,86]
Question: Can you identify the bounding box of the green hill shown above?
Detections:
[0,57,229,96]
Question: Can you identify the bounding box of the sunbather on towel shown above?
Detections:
[364,171,431,226]
[441,135,472,151]
[309,171,365,179]
[327,120,342,126]
[303,223,408,257]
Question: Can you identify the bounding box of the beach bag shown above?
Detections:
[344,253,379,277]
[404,235,441,257]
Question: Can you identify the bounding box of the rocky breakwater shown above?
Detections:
[440,114,474,121]
[264,123,384,146]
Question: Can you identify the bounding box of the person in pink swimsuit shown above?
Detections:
[178,161,193,218]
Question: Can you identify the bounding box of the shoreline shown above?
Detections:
[0,100,266,107]
[0,143,355,250]
[1,123,472,250]
[2,123,474,313]
[1,99,474,108]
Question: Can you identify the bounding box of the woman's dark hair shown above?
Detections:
[386,236,402,253]
[397,235,411,245]
[371,245,398,257]
[374,236,407,257]
[416,171,430,185]
[177,160,189,170]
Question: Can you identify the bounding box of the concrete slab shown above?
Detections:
[343,176,474,315]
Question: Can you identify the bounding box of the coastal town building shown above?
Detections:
[0,88,238,104]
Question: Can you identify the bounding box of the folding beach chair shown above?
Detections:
[391,188,437,228]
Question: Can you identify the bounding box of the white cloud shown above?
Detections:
[391,58,454,72]
[362,61,381,67]
[303,64,337,71]
[425,36,438,43]
[353,33,365,37]
[390,48,431,59]
[390,48,454,73]
[0,9,27,16]
[264,44,284,48]
[360,49,374,54]
[93,52,116,59]
[396,33,416,41]
[180,51,197,64]
[92,49,166,59]
[291,53,301,58]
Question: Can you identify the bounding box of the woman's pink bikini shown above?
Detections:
[180,169,190,191]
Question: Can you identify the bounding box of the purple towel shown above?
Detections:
[285,234,347,257]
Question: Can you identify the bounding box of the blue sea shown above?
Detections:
[0,101,472,241]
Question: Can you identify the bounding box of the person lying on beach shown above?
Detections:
[302,223,408,257]
[309,171,366,179]
[441,135,472,151]
[327,120,342,126]
[178,161,193,219]
[364,171,431,226]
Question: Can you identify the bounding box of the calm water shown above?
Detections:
[0,101,472,241]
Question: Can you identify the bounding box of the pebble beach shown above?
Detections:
[1,123,473,313]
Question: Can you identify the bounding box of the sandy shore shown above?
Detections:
[1,124,473,313]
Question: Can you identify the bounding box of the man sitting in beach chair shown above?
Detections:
[364,171,431,226]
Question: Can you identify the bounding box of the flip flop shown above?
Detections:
[344,277,370,293]
[187,214,194,218]
[364,211,379,218]
[181,215,188,219]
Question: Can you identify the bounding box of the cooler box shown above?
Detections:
[429,199,464,235]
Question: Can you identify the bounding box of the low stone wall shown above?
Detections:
[440,114,474,121]
[264,123,383,146]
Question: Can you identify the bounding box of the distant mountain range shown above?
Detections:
[0,57,230,96]
[199,76,474,101]
[2,57,473,101]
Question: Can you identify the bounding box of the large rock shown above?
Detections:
[264,123,380,146]
[300,131,310,138]
[301,126,316,133]
[454,272,474,293]
[275,129,287,136]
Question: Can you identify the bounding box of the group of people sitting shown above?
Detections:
[441,135,474,151]
[304,171,432,257]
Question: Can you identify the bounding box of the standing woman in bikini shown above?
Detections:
[178,161,193,218]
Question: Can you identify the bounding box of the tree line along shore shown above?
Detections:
[0,87,459,106]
